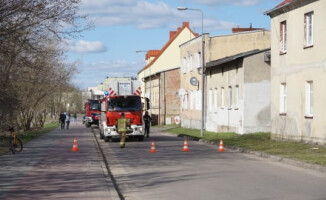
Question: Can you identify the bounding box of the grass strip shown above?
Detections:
[163,126,326,167]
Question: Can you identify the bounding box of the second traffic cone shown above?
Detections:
[71,137,79,152]
[218,139,225,152]
[149,141,157,153]
[182,138,189,152]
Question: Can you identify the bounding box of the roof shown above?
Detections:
[264,0,297,16]
[145,50,161,60]
[205,49,270,68]
[232,27,265,33]
[138,22,198,74]
[276,0,294,8]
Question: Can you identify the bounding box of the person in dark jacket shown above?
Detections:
[59,112,66,129]
[143,111,152,138]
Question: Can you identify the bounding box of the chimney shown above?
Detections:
[169,31,176,39]
[182,22,189,27]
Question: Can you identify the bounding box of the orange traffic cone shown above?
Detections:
[182,138,189,152]
[71,138,79,152]
[149,141,157,153]
[218,139,225,152]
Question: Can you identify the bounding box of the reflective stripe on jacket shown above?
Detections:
[117,118,128,132]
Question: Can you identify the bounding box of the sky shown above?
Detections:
[67,0,281,90]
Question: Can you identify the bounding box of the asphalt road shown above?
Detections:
[0,122,118,200]
[1,122,326,200]
[94,127,326,200]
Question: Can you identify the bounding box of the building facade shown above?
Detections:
[180,30,271,133]
[138,22,198,125]
[266,0,326,144]
[179,35,208,129]
[205,49,271,134]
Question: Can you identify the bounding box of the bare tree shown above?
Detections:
[0,0,91,131]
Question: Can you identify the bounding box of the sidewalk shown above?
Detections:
[0,121,118,199]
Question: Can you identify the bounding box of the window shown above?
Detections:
[196,52,201,68]
[221,87,225,108]
[195,90,202,110]
[183,93,188,110]
[305,81,313,117]
[228,86,232,108]
[280,21,287,54]
[186,56,190,73]
[189,91,193,110]
[209,89,213,111]
[214,88,218,110]
[280,83,286,114]
[189,55,193,72]
[304,12,314,47]
[235,85,239,108]
[182,57,186,74]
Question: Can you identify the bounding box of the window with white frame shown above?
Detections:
[186,56,190,73]
[235,85,239,108]
[196,52,201,68]
[304,12,314,47]
[305,81,313,117]
[189,91,193,110]
[221,87,225,108]
[182,93,188,110]
[228,86,232,108]
[214,88,218,110]
[280,21,287,54]
[280,83,286,114]
[182,57,186,74]
[189,55,193,72]
[209,89,213,111]
[195,90,202,110]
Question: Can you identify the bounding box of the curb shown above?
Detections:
[196,138,326,174]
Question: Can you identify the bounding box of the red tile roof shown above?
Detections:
[264,0,295,16]
[138,22,199,74]
[276,0,293,8]
[145,50,161,60]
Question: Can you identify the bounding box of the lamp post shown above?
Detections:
[177,6,205,137]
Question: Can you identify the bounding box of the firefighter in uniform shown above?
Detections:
[116,113,130,148]
[143,111,152,138]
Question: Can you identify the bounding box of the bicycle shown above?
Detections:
[8,128,23,154]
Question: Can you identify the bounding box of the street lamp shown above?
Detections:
[177,6,205,137]
[136,50,147,53]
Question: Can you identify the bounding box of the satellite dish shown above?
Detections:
[190,77,198,86]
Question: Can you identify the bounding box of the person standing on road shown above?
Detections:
[115,113,130,148]
[59,112,66,129]
[143,111,152,138]
[66,113,71,129]
[73,113,77,124]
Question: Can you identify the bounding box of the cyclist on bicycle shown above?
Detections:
[8,127,23,154]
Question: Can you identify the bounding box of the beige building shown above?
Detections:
[180,30,271,133]
[179,35,208,129]
[205,49,271,134]
[265,0,326,144]
[138,22,198,125]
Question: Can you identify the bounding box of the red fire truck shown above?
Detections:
[99,80,149,142]
[84,99,101,127]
